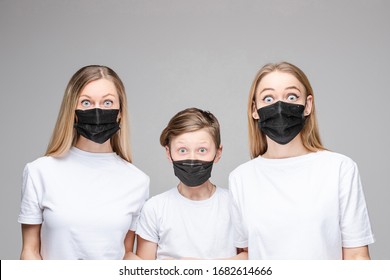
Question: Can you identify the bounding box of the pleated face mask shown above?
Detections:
[74,108,120,144]
[172,159,214,187]
[257,101,306,145]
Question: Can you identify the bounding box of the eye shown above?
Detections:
[199,148,207,153]
[287,94,298,102]
[103,100,113,108]
[263,96,274,103]
[81,100,91,107]
[178,148,187,154]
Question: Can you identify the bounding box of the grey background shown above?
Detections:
[1,0,389,259]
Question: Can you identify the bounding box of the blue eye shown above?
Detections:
[287,94,298,102]
[81,100,91,107]
[103,100,113,107]
[263,96,274,103]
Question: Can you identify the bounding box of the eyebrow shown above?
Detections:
[285,86,301,92]
[259,86,301,94]
[79,93,117,98]
[260,87,274,93]
[174,140,211,146]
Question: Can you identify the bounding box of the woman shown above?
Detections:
[135,108,244,259]
[18,65,149,259]
[229,62,375,259]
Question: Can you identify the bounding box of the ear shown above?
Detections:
[165,146,173,163]
[213,144,223,164]
[304,95,313,116]
[252,101,259,120]
[117,111,122,123]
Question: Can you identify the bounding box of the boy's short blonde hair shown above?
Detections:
[160,107,221,148]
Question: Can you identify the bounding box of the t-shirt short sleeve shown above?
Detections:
[129,175,150,231]
[18,164,43,224]
[135,198,159,244]
[339,159,375,247]
[229,172,249,249]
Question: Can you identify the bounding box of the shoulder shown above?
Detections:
[229,158,258,179]
[27,155,60,166]
[145,188,176,204]
[149,188,177,203]
[215,186,229,197]
[316,150,358,169]
[124,161,150,180]
[114,158,150,184]
[24,155,61,173]
[141,188,176,213]
[24,148,84,172]
[214,187,232,203]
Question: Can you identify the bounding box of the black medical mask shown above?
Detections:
[257,101,306,145]
[74,108,120,144]
[172,159,214,187]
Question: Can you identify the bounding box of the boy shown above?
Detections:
[136,108,245,259]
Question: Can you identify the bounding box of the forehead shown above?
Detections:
[79,78,118,97]
[257,71,305,93]
[171,128,215,146]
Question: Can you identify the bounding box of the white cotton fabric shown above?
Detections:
[136,186,236,259]
[229,150,375,260]
[18,147,149,260]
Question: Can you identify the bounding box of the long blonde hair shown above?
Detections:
[248,62,324,158]
[45,65,132,162]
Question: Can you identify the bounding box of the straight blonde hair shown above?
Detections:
[248,62,325,158]
[45,65,132,162]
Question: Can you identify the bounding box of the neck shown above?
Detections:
[178,180,215,201]
[75,136,113,153]
[263,135,311,159]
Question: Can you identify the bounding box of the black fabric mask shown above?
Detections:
[257,101,306,145]
[74,108,120,144]
[172,159,214,187]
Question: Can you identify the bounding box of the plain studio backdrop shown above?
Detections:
[0,0,389,259]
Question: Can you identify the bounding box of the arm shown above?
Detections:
[20,224,42,260]
[342,246,371,260]
[123,230,143,260]
[219,247,248,260]
[234,247,248,260]
[136,235,158,260]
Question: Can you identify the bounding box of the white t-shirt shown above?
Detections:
[18,147,149,260]
[229,150,375,260]
[136,186,236,259]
